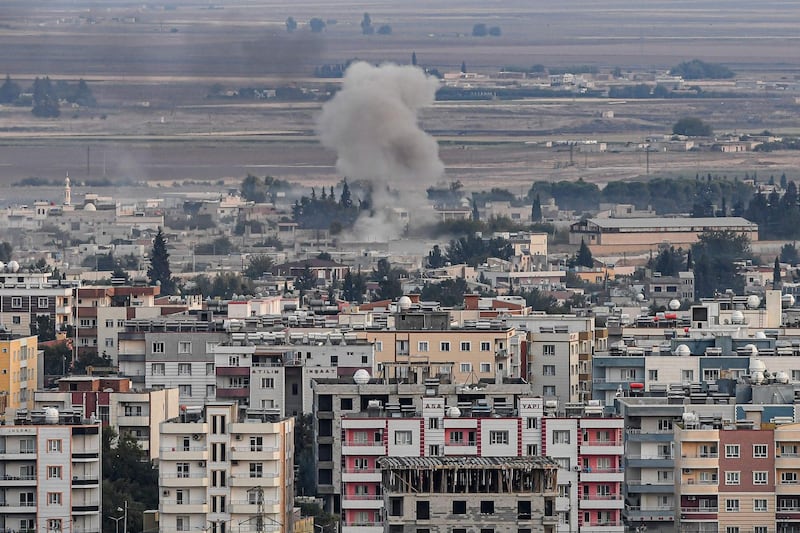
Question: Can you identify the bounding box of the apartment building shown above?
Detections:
[211,330,374,416]
[528,329,580,405]
[0,270,77,337]
[33,376,179,459]
[74,285,170,363]
[541,415,625,532]
[0,333,38,415]
[313,365,625,533]
[366,310,520,384]
[0,408,101,533]
[117,317,228,406]
[380,456,559,533]
[158,403,294,533]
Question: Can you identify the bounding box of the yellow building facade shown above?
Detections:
[0,334,37,414]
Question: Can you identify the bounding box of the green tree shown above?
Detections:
[147,228,175,294]
[43,341,71,376]
[286,16,297,32]
[780,243,799,266]
[360,12,374,35]
[0,241,12,263]
[648,246,685,276]
[244,255,273,279]
[411,51,417,66]
[372,258,404,301]
[488,26,501,36]
[102,427,158,533]
[531,194,542,222]
[31,314,56,342]
[339,179,353,208]
[309,17,326,33]
[294,414,316,495]
[471,199,480,221]
[0,74,20,103]
[573,238,594,268]
[673,117,713,137]
[31,77,60,118]
[420,278,467,307]
[377,24,392,35]
[774,257,782,289]
[461,61,467,73]
[295,262,318,294]
[342,270,366,303]
[427,245,446,268]
[692,230,751,298]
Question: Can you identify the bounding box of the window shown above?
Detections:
[753,471,768,485]
[250,436,263,452]
[179,384,192,396]
[781,444,798,456]
[395,431,413,445]
[782,472,798,484]
[124,405,142,416]
[47,466,62,479]
[553,431,570,444]
[682,369,694,381]
[452,500,466,514]
[416,501,430,520]
[341,398,353,410]
[105,338,114,347]
[428,418,439,429]
[489,431,509,445]
[206,363,215,375]
[374,341,382,352]
[526,444,538,455]
[440,342,451,352]
[518,500,532,520]
[177,462,190,478]
[527,417,538,429]
[460,363,472,373]
[20,438,35,454]
[175,489,185,505]
[460,341,471,352]
[480,341,491,351]
[543,344,555,356]
[47,493,62,505]
[657,470,673,482]
[176,516,190,532]
[11,297,22,308]
[449,431,463,445]
[206,385,215,397]
[725,499,740,512]
[725,471,740,485]
[178,363,191,376]
[543,385,556,396]
[480,500,494,515]
[480,362,492,373]
[354,458,368,471]
[261,378,274,388]
[19,492,34,506]
[47,439,62,452]
[12,316,20,325]
[418,341,429,352]
[725,444,740,458]
[753,444,768,458]
[249,463,263,478]
[47,520,62,532]
[152,342,165,353]
[658,418,673,431]
[726,528,739,533]
[754,499,768,512]
[543,365,556,376]
[754,527,768,533]
[39,297,49,309]
[178,341,192,354]
[703,368,720,381]
[228,356,239,367]
[648,369,658,381]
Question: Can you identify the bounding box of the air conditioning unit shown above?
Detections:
[687,496,697,501]
[232,460,239,466]
[162,490,170,496]
[683,468,692,474]
[192,434,202,441]
[235,435,242,440]
[198,461,206,467]
[573,466,581,472]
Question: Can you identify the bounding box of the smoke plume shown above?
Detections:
[317,61,444,240]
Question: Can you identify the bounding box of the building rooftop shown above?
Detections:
[581,216,756,230]
[378,456,559,470]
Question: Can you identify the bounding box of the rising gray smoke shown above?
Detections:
[317,62,444,234]
[317,61,444,241]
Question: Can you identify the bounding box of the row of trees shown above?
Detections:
[427,234,514,269]
[1,75,96,117]
[285,14,390,35]
[744,181,800,240]
[291,180,365,232]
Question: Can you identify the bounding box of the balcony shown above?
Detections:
[625,455,673,468]
[161,499,208,514]
[56,305,72,315]
[342,468,382,483]
[581,441,624,455]
[581,468,625,482]
[625,429,675,442]
[444,444,478,455]
[624,505,674,522]
[776,454,800,469]
[680,453,718,469]
[0,474,36,486]
[73,450,100,462]
[158,446,208,461]
[161,473,208,487]
[625,481,675,493]
[579,495,624,510]
[341,495,384,510]
[117,415,150,427]
[229,499,281,515]
[0,450,36,461]
[216,388,249,399]
[230,445,280,461]
[216,366,250,377]
[342,442,385,456]
[71,476,100,487]
[0,501,36,513]
[341,523,383,533]
[72,504,100,514]
[229,473,280,487]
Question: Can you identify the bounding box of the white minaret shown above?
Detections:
[64,173,71,206]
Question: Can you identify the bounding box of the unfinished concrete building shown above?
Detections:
[379,456,559,533]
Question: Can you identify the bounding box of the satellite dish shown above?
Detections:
[668,299,681,311]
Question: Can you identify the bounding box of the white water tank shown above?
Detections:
[747,295,761,309]
[731,310,745,324]
[398,295,412,310]
[675,344,691,357]
[44,407,59,424]
[7,260,19,273]
[669,299,681,311]
[446,406,462,418]
[775,371,790,384]
[749,358,767,375]
[783,294,796,307]
[353,369,370,385]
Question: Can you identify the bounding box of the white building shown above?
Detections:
[158,403,294,533]
[0,408,101,533]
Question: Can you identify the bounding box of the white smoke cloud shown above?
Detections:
[318,61,443,184]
